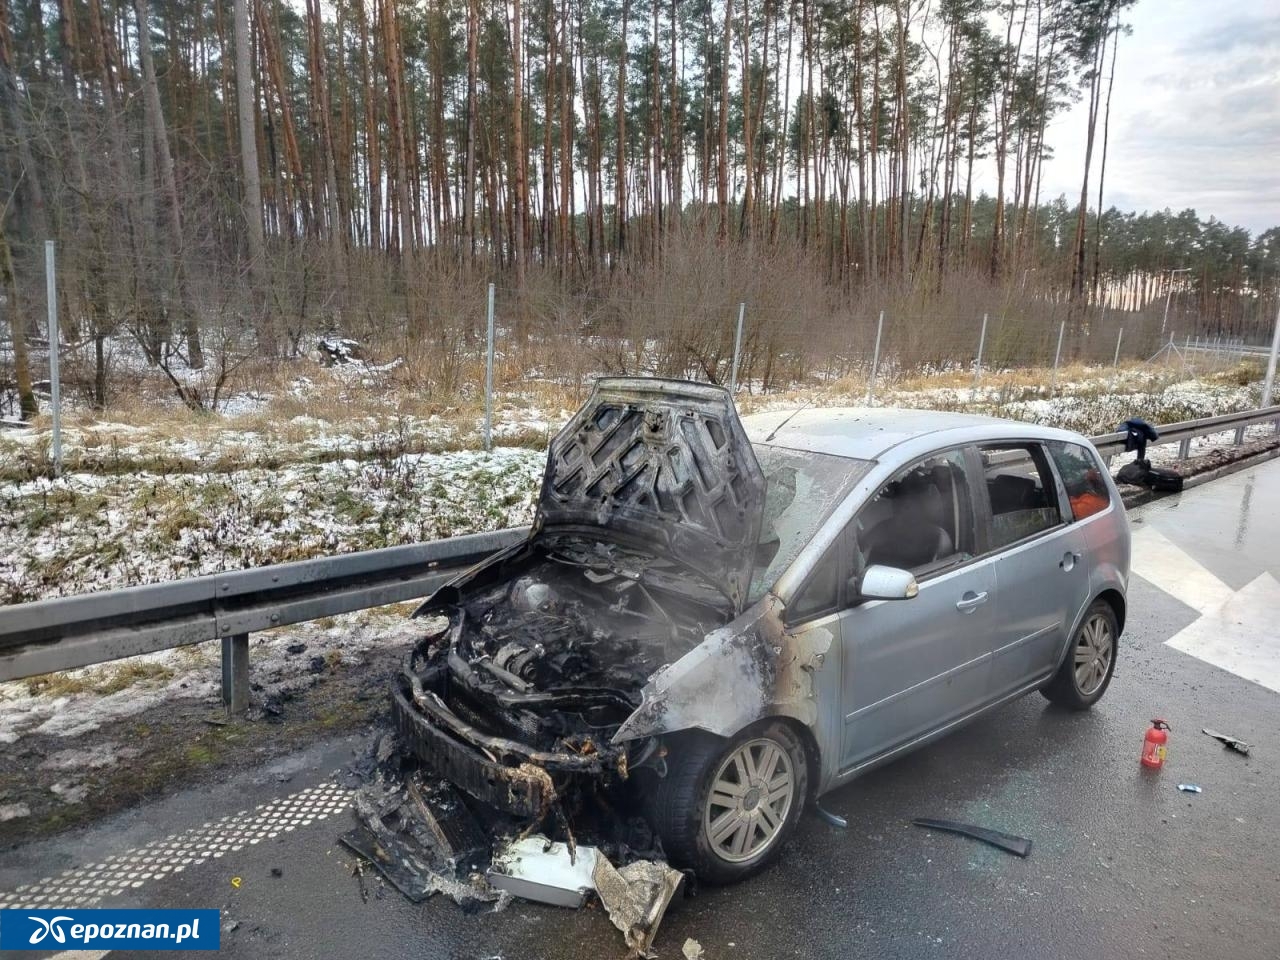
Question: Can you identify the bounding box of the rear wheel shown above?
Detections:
[1041,600,1118,710]
[642,721,808,885]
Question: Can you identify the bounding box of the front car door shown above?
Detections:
[836,447,998,771]
[974,442,1092,696]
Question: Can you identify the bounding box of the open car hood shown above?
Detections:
[536,378,766,610]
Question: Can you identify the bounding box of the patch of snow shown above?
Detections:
[0,803,31,821]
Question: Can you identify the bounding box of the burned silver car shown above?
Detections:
[395,378,1129,883]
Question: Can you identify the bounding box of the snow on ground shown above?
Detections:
[0,446,542,603]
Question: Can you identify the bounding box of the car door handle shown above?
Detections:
[1060,551,1081,571]
[956,591,988,612]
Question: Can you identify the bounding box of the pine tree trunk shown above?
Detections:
[512,0,526,297]
[463,0,478,260]
[616,0,628,256]
[134,0,204,368]
[717,0,731,241]
[0,217,36,419]
[234,0,266,281]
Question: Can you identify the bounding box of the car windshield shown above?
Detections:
[747,444,873,601]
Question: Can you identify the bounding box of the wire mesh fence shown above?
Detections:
[0,242,1269,438]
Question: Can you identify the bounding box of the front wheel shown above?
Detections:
[1041,600,1119,710]
[642,721,809,885]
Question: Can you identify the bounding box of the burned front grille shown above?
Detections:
[391,682,547,817]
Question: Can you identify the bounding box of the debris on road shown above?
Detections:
[911,818,1033,858]
[486,835,598,907]
[339,727,681,952]
[1202,728,1250,756]
[814,805,848,828]
[351,859,370,903]
[592,855,684,958]
[682,938,705,959]
[1177,784,1203,793]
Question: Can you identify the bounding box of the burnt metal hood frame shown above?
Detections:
[536,378,766,610]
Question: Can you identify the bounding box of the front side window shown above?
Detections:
[979,443,1063,549]
[788,543,841,621]
[849,449,976,580]
[1047,441,1111,520]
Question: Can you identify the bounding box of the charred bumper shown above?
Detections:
[391,667,621,817]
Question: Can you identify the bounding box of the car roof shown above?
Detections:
[740,406,1058,461]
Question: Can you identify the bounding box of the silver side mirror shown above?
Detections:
[857,564,919,601]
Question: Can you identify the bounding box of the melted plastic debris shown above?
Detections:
[342,726,686,951]
[592,856,685,958]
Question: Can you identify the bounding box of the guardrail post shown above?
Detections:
[1178,438,1192,460]
[222,633,250,714]
[1234,425,1246,445]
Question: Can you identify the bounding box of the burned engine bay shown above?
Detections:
[344,536,728,951]
[394,535,731,813]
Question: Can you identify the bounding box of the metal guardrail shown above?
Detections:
[0,527,528,708]
[2,403,1279,710]
[1090,404,1280,460]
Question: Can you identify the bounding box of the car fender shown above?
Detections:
[610,594,834,743]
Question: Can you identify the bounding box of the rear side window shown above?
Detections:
[1048,441,1111,520]
[979,444,1062,550]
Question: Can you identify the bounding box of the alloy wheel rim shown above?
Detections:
[703,738,795,864]
[1073,613,1114,696]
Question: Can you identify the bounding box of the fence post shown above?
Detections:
[483,282,495,451]
[1262,297,1279,409]
[729,302,745,396]
[221,633,250,714]
[1113,327,1124,367]
[973,313,988,392]
[866,309,885,405]
[1050,320,1065,392]
[45,241,62,476]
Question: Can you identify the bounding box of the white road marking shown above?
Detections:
[0,781,351,912]
[1133,527,1280,694]
[1131,527,1234,615]
[1165,573,1280,695]
[52,951,110,960]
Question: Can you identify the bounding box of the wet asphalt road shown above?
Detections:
[3,461,1280,959]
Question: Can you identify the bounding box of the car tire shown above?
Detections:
[642,720,809,885]
[1041,600,1119,710]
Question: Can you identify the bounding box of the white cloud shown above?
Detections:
[1036,0,1280,233]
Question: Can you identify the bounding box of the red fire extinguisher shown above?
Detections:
[1141,719,1171,769]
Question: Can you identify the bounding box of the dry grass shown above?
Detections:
[24,661,175,698]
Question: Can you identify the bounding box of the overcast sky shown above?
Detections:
[1033,0,1280,235]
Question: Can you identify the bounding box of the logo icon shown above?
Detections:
[28,915,73,945]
